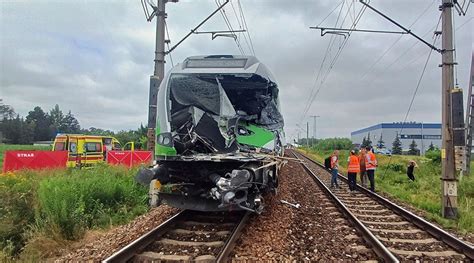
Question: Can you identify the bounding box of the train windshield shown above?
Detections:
[168,73,283,130]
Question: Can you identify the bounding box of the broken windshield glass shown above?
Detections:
[169,73,284,130]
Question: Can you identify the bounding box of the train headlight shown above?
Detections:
[156,132,173,147]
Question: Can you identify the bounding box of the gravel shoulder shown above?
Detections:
[55,206,179,262]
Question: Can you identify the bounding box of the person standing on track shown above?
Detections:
[330,150,340,188]
[347,150,360,193]
[358,148,368,187]
[365,146,377,191]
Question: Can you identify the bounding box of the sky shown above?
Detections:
[0,0,472,142]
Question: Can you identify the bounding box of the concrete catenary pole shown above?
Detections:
[147,0,170,153]
[440,0,457,219]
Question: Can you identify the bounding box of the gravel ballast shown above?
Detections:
[231,159,377,261]
[56,206,179,262]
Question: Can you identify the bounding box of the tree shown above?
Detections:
[366,132,373,148]
[0,99,15,120]
[361,136,368,148]
[392,134,402,155]
[427,142,436,152]
[60,111,81,133]
[49,104,64,134]
[408,139,419,155]
[26,106,53,141]
[1,115,34,144]
[377,134,385,149]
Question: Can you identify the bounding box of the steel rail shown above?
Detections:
[102,210,186,263]
[103,210,249,263]
[291,151,399,263]
[296,150,474,260]
[216,211,251,262]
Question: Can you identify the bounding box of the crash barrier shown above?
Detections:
[107,151,153,168]
[2,151,68,173]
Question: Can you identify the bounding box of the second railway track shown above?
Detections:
[103,210,249,262]
[292,149,474,262]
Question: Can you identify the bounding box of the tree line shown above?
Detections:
[0,99,148,149]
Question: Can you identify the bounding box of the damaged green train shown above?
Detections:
[137,55,285,213]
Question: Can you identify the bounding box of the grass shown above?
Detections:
[0,160,148,261]
[0,144,50,169]
[300,148,474,234]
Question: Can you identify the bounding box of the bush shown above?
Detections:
[0,172,38,256]
[384,163,405,173]
[36,164,148,240]
[425,149,441,163]
[310,138,353,151]
[0,164,148,259]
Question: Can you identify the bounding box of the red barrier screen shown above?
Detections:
[107,151,153,167]
[3,151,68,173]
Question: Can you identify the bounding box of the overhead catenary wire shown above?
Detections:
[215,0,245,55]
[229,0,254,56]
[380,25,441,178]
[237,0,256,56]
[358,0,436,81]
[301,0,347,121]
[164,21,174,67]
[301,1,368,122]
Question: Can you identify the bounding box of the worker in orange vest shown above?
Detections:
[365,146,377,192]
[347,150,360,192]
[358,148,368,187]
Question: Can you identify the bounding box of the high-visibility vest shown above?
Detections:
[348,155,360,173]
[366,152,377,170]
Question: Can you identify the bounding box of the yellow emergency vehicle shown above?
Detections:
[52,134,123,167]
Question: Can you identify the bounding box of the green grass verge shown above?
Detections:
[0,163,148,260]
[299,148,473,234]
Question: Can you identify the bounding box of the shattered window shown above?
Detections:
[168,73,282,129]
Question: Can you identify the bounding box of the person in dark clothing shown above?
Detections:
[407,160,418,181]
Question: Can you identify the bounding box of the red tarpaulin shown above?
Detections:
[107,151,152,168]
[3,150,68,173]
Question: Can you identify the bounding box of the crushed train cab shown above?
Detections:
[136,55,285,213]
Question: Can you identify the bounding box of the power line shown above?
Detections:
[358,0,436,81]
[164,21,174,67]
[229,0,253,55]
[363,14,442,88]
[215,0,245,55]
[302,0,348,119]
[302,1,368,120]
[237,0,256,56]
[380,29,441,179]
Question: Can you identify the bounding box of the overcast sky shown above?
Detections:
[0,0,472,142]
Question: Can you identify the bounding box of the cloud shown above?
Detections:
[1,0,472,143]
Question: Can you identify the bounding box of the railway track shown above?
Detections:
[103,210,249,262]
[291,149,474,262]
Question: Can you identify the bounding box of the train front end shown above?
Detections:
[137,55,285,213]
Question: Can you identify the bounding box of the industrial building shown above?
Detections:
[351,122,441,155]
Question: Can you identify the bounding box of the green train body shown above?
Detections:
[138,55,285,213]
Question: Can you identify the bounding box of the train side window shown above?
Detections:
[54,142,65,151]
